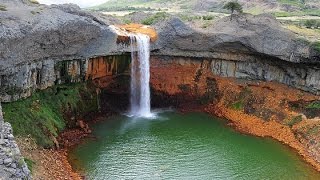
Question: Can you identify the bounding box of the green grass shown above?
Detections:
[2,83,98,147]
[178,14,201,22]
[278,0,304,6]
[287,115,303,127]
[307,100,320,109]
[274,9,320,17]
[231,101,244,110]
[0,4,7,11]
[312,42,320,53]
[141,12,169,25]
[24,158,35,173]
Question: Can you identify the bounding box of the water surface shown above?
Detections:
[69,112,320,179]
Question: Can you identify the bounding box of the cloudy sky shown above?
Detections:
[38,0,108,8]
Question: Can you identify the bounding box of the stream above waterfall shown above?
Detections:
[68,111,320,179]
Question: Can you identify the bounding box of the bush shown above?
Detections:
[202,15,214,20]
[29,0,39,4]
[304,19,318,28]
[307,101,320,109]
[311,42,320,53]
[142,12,169,25]
[231,101,244,110]
[0,4,7,11]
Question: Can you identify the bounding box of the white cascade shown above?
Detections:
[129,34,153,118]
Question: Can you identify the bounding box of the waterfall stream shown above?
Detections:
[129,34,153,118]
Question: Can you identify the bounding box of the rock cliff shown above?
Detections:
[0,0,319,98]
[152,15,320,94]
[0,0,124,101]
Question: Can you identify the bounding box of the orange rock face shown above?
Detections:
[149,55,320,171]
[86,55,130,88]
[113,24,158,43]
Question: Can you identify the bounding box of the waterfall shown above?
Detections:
[129,34,153,118]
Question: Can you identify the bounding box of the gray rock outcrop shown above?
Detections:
[152,14,315,63]
[152,14,320,94]
[0,0,319,100]
[0,0,129,102]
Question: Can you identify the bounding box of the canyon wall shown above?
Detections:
[2,1,319,101]
[149,56,320,170]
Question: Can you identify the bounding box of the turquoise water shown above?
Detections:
[69,111,320,179]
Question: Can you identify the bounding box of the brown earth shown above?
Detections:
[16,137,83,180]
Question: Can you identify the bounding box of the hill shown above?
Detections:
[90,0,320,17]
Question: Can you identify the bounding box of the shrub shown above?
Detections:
[29,0,39,4]
[304,19,320,29]
[307,100,320,108]
[0,4,7,11]
[231,101,244,110]
[309,42,320,53]
[123,19,132,24]
[202,15,214,20]
[142,12,169,25]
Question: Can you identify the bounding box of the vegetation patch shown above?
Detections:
[141,12,169,25]
[274,9,320,17]
[230,86,252,111]
[24,158,35,173]
[311,41,320,53]
[231,100,244,110]
[178,14,201,22]
[304,19,320,29]
[29,0,39,4]
[307,125,320,136]
[3,83,98,147]
[287,115,303,127]
[307,101,320,109]
[0,4,7,11]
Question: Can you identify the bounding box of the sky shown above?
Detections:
[37,0,108,8]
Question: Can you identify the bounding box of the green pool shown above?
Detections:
[68,111,320,179]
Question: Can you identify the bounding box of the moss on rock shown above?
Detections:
[2,82,98,147]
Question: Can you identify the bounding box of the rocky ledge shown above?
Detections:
[152,15,320,94]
